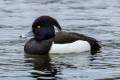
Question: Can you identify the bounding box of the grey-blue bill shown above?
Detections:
[20,31,33,38]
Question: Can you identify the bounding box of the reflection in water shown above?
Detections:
[24,54,58,80]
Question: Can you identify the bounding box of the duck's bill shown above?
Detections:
[20,31,33,38]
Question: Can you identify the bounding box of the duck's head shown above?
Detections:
[32,16,62,41]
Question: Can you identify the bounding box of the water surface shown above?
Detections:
[0,0,120,80]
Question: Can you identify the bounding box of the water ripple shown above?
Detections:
[0,0,120,80]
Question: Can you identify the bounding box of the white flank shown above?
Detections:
[49,40,91,54]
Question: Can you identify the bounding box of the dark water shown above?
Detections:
[0,0,120,80]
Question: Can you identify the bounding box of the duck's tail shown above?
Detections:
[86,37,101,55]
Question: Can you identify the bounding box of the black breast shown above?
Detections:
[24,38,53,54]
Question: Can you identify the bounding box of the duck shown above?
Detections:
[24,16,101,55]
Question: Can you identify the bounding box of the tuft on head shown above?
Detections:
[32,16,62,41]
[32,16,62,31]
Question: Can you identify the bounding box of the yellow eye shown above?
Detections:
[37,26,41,28]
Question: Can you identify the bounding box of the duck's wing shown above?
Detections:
[54,31,82,44]
[53,31,101,54]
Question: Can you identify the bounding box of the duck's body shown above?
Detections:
[24,38,90,54]
[24,31,100,55]
[24,16,101,55]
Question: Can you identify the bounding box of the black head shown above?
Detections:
[32,16,62,41]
